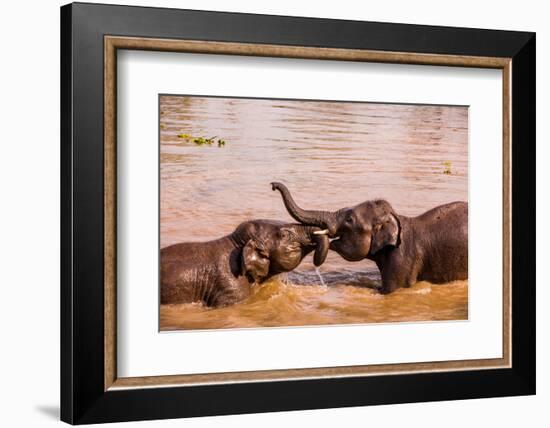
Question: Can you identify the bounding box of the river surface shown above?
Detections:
[159,95,468,331]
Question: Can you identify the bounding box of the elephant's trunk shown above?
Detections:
[293,224,330,267]
[271,182,340,236]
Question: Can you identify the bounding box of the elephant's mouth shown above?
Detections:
[329,237,365,262]
[329,236,341,251]
[314,229,342,242]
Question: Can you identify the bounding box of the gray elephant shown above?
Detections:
[271,182,468,294]
[161,219,329,307]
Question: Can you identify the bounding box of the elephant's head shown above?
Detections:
[236,219,330,283]
[271,182,400,262]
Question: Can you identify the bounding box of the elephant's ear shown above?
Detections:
[241,240,270,283]
[369,213,401,255]
[312,233,329,266]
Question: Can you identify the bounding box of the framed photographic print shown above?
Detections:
[60,2,536,424]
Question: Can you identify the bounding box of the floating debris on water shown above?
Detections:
[176,133,228,147]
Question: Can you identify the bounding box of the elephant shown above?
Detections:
[271,182,468,294]
[161,219,329,307]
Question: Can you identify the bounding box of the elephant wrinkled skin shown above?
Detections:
[272,182,468,294]
[161,219,329,307]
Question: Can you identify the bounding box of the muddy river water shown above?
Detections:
[159,95,468,330]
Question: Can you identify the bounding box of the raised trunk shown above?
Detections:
[271,182,339,236]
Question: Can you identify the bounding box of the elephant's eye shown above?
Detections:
[345,216,353,224]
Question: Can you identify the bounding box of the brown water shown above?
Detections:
[159,95,468,331]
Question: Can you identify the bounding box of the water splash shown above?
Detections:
[314,267,326,287]
[160,279,469,331]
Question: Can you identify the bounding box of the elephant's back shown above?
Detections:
[417,201,467,224]
[162,241,209,260]
[417,202,467,239]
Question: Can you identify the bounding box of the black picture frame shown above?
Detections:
[61,2,535,424]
